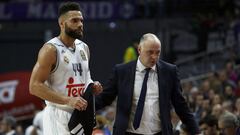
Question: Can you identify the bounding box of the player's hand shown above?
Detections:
[92,81,103,95]
[67,96,88,111]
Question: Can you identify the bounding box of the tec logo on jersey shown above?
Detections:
[66,77,85,97]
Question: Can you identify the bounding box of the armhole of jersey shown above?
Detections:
[83,44,90,60]
[50,44,59,73]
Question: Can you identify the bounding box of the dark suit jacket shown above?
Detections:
[95,60,200,135]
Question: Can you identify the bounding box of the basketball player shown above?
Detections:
[29,2,102,135]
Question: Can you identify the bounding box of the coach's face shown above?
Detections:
[138,39,161,68]
[62,11,84,39]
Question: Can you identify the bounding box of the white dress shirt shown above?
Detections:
[127,59,161,134]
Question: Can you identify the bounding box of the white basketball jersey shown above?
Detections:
[45,37,93,109]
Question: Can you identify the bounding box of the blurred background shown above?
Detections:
[1,0,240,135]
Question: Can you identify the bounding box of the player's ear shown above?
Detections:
[58,16,65,29]
[58,18,62,27]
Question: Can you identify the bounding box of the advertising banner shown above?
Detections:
[0,1,135,21]
[0,71,43,119]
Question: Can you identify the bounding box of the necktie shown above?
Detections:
[133,68,151,130]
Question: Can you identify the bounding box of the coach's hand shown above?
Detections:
[67,96,88,111]
[92,81,103,95]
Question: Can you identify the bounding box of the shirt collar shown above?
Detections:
[137,57,156,72]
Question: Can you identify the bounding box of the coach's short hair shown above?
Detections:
[58,2,81,17]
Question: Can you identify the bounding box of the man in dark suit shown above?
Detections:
[95,33,200,135]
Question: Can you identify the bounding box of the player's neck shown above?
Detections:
[59,34,75,48]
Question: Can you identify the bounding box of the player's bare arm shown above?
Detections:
[29,44,87,111]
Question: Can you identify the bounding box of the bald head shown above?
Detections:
[139,33,161,48]
[138,33,161,68]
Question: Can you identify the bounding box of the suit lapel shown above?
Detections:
[157,61,163,98]
[127,62,137,108]
[123,62,136,114]
[157,61,164,115]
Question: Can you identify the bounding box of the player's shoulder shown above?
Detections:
[46,37,64,47]
[75,39,88,47]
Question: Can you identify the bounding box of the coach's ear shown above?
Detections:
[138,45,142,55]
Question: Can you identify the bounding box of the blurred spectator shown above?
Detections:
[208,89,216,101]
[0,122,2,135]
[193,94,204,123]
[179,124,191,135]
[212,94,223,106]
[222,100,234,113]
[234,79,240,97]
[15,124,23,135]
[201,98,211,119]
[212,104,224,119]
[94,115,111,135]
[0,116,17,135]
[92,128,104,135]
[218,70,236,95]
[208,72,222,92]
[103,106,115,133]
[223,85,236,101]
[225,61,238,83]
[104,107,115,123]
[188,87,199,111]
[199,115,218,135]
[200,80,211,98]
[218,112,240,135]
[182,82,193,96]
[234,98,240,117]
[123,40,139,63]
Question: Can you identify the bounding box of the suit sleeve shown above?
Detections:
[95,66,118,110]
[171,66,200,135]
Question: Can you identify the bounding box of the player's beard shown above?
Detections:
[65,23,83,39]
